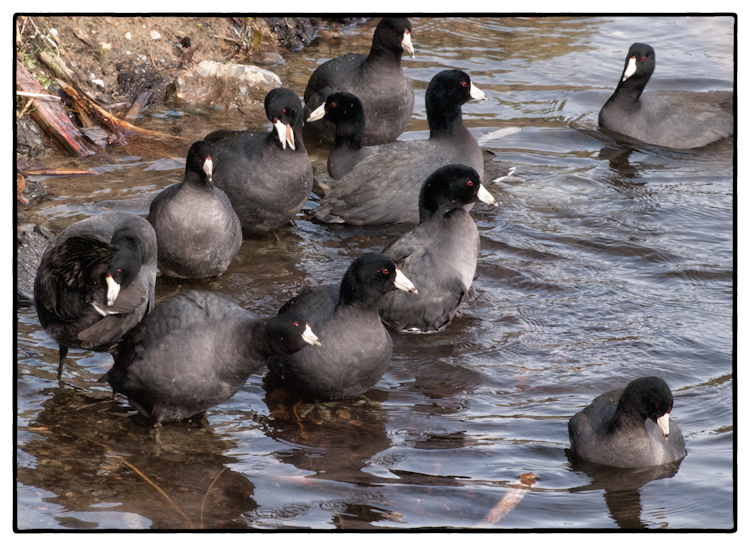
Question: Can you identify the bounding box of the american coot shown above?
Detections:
[568,376,687,468]
[147,141,242,279]
[311,70,487,225]
[100,290,320,424]
[599,43,734,149]
[266,253,417,401]
[303,17,415,146]
[306,92,377,179]
[205,88,313,235]
[34,212,157,377]
[379,164,497,333]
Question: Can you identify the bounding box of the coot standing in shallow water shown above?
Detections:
[304,17,415,146]
[306,92,377,179]
[599,43,733,149]
[100,290,320,424]
[311,69,488,225]
[205,87,313,235]
[266,253,417,401]
[147,140,242,279]
[568,376,687,468]
[34,212,157,377]
[379,164,497,333]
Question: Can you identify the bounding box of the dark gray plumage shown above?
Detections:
[33,212,157,377]
[599,43,733,149]
[205,88,313,235]
[568,376,687,468]
[379,164,497,333]
[100,290,320,424]
[266,253,417,401]
[147,140,241,279]
[303,17,415,146]
[311,70,487,225]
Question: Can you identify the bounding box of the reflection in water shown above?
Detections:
[18,387,257,530]
[262,379,392,487]
[568,456,682,529]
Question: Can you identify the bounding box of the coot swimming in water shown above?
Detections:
[568,376,687,468]
[266,253,417,401]
[311,69,487,225]
[303,17,415,146]
[379,164,497,333]
[599,43,733,149]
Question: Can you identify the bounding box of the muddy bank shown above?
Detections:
[15,15,365,164]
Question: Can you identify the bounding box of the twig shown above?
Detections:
[75,433,193,528]
[17,98,34,120]
[475,472,537,528]
[200,467,227,528]
[17,91,61,101]
[55,77,188,142]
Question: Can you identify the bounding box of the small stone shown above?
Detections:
[125,32,132,40]
[49,28,58,37]
[93,79,105,87]
[150,30,161,40]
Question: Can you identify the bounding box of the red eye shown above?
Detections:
[655,403,660,409]
[282,108,287,115]
[393,29,397,34]
[468,180,474,186]
[330,102,336,108]
[293,321,299,327]
[117,269,122,275]
[641,56,646,61]
[382,268,389,275]
[462,82,468,88]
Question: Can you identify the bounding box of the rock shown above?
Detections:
[16,224,55,305]
[251,51,285,66]
[171,60,281,108]
[16,118,47,158]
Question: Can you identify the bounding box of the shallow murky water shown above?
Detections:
[16,16,734,530]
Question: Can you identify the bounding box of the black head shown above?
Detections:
[322,92,365,126]
[107,229,143,285]
[264,87,304,149]
[372,18,414,59]
[338,253,417,309]
[184,140,216,187]
[419,164,496,220]
[425,70,485,134]
[619,43,656,89]
[102,227,144,306]
[618,376,674,427]
[262,310,321,355]
[264,87,303,127]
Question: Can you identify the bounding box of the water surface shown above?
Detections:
[16,16,734,530]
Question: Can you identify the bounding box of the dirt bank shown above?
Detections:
[14,15,364,164]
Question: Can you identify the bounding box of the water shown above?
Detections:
[15,16,735,530]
